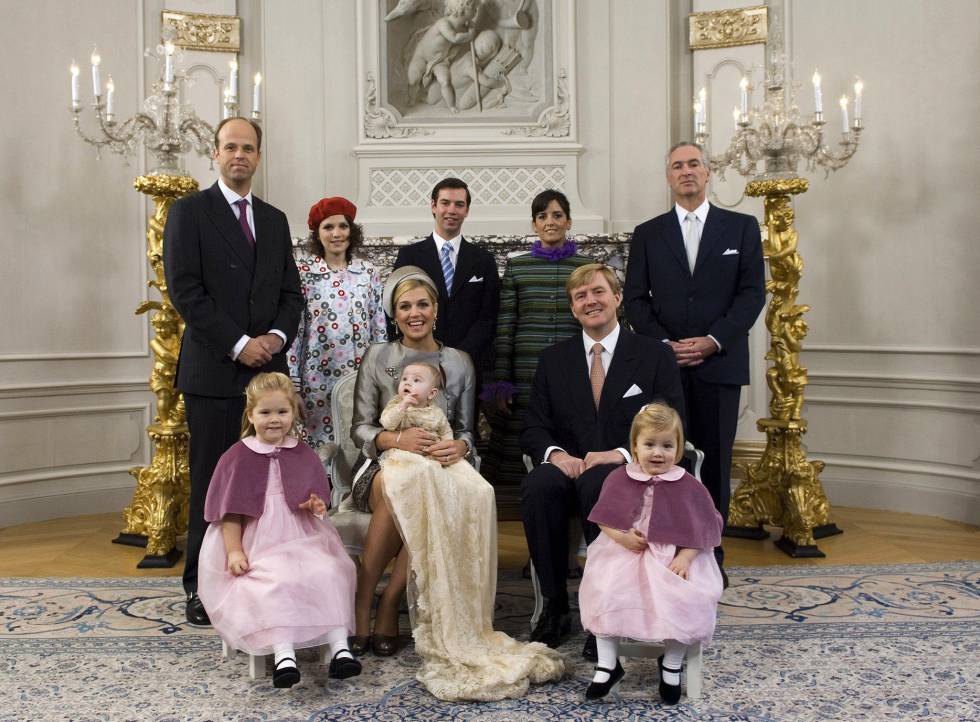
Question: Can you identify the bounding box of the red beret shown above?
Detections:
[308,196,357,230]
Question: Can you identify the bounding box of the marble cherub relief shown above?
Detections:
[383,0,545,118]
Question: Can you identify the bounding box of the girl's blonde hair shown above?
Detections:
[240,372,303,438]
[630,402,684,464]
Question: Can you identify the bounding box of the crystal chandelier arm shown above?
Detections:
[810,130,861,174]
[178,116,217,159]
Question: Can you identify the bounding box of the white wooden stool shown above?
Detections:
[220,640,329,680]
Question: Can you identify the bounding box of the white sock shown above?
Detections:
[326,628,352,660]
[273,644,296,668]
[592,635,620,683]
[662,639,685,685]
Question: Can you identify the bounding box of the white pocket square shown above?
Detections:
[468,275,484,282]
[722,248,739,256]
[623,384,643,398]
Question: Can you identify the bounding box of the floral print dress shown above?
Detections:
[287,257,387,452]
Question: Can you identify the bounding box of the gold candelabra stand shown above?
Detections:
[69,33,256,567]
[695,28,860,556]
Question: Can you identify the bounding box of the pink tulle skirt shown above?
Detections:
[578,535,723,645]
[198,489,356,655]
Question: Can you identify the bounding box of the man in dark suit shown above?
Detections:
[521,263,685,655]
[164,117,303,626]
[624,140,765,578]
[391,177,500,381]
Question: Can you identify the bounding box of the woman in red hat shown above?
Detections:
[287,197,387,453]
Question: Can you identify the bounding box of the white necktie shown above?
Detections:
[684,212,700,273]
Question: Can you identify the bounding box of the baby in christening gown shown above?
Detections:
[378,362,563,701]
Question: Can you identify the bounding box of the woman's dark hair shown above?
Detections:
[531,189,571,219]
[305,216,364,263]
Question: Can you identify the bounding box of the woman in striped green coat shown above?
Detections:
[483,190,592,486]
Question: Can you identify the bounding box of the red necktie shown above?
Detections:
[234,198,255,249]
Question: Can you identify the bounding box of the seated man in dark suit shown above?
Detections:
[391,177,500,388]
[520,263,685,657]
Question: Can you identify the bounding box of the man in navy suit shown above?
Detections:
[521,263,685,654]
[391,178,500,382]
[164,117,303,625]
[624,141,765,578]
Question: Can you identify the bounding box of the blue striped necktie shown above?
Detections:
[440,242,455,294]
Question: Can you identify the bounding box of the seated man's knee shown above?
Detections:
[520,464,568,504]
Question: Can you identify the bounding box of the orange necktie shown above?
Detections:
[590,342,605,409]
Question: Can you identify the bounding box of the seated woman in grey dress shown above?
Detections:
[347,266,562,701]
[349,266,476,658]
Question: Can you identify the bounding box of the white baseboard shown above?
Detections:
[0,475,135,529]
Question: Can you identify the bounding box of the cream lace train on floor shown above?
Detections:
[381,449,564,701]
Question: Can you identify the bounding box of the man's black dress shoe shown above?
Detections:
[529,601,570,648]
[658,654,682,705]
[328,650,362,679]
[184,593,211,627]
[582,632,598,662]
[273,657,300,688]
[585,660,625,700]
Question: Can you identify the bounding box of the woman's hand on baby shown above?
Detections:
[399,426,438,454]
[618,528,647,553]
[299,493,326,518]
[228,550,249,576]
[426,438,465,466]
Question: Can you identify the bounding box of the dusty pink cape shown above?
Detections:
[204,437,330,522]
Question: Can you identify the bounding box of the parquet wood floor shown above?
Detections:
[0,506,976,577]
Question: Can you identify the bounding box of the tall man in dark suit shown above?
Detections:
[391,177,500,381]
[521,263,685,654]
[624,140,765,578]
[164,117,303,626]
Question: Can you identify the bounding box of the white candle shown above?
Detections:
[222,87,232,119]
[70,61,80,107]
[252,72,262,115]
[164,41,175,86]
[811,70,822,113]
[106,75,115,117]
[739,76,749,116]
[90,48,101,97]
[853,78,863,120]
[839,95,849,130]
[732,106,740,130]
[698,86,707,126]
[229,59,238,101]
[692,100,701,134]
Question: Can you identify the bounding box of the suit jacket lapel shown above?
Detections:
[251,197,275,290]
[452,238,478,296]
[563,337,597,422]
[694,204,723,274]
[205,183,255,272]
[665,213,690,274]
[598,329,637,419]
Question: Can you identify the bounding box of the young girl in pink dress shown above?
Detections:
[198,372,360,688]
[578,402,724,703]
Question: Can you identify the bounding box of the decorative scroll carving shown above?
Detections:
[364,72,434,139]
[369,165,566,207]
[161,11,241,53]
[689,5,768,50]
[502,68,570,137]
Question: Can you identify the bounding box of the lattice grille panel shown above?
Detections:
[369,167,567,207]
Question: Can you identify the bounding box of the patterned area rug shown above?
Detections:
[1,562,978,721]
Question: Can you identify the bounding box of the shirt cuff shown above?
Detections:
[708,334,722,351]
[616,447,632,464]
[269,329,287,351]
[543,445,565,464]
[231,335,250,360]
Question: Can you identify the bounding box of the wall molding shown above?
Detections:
[805,344,980,356]
[805,395,980,415]
[808,371,980,394]
[0,380,148,400]
[817,453,980,485]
